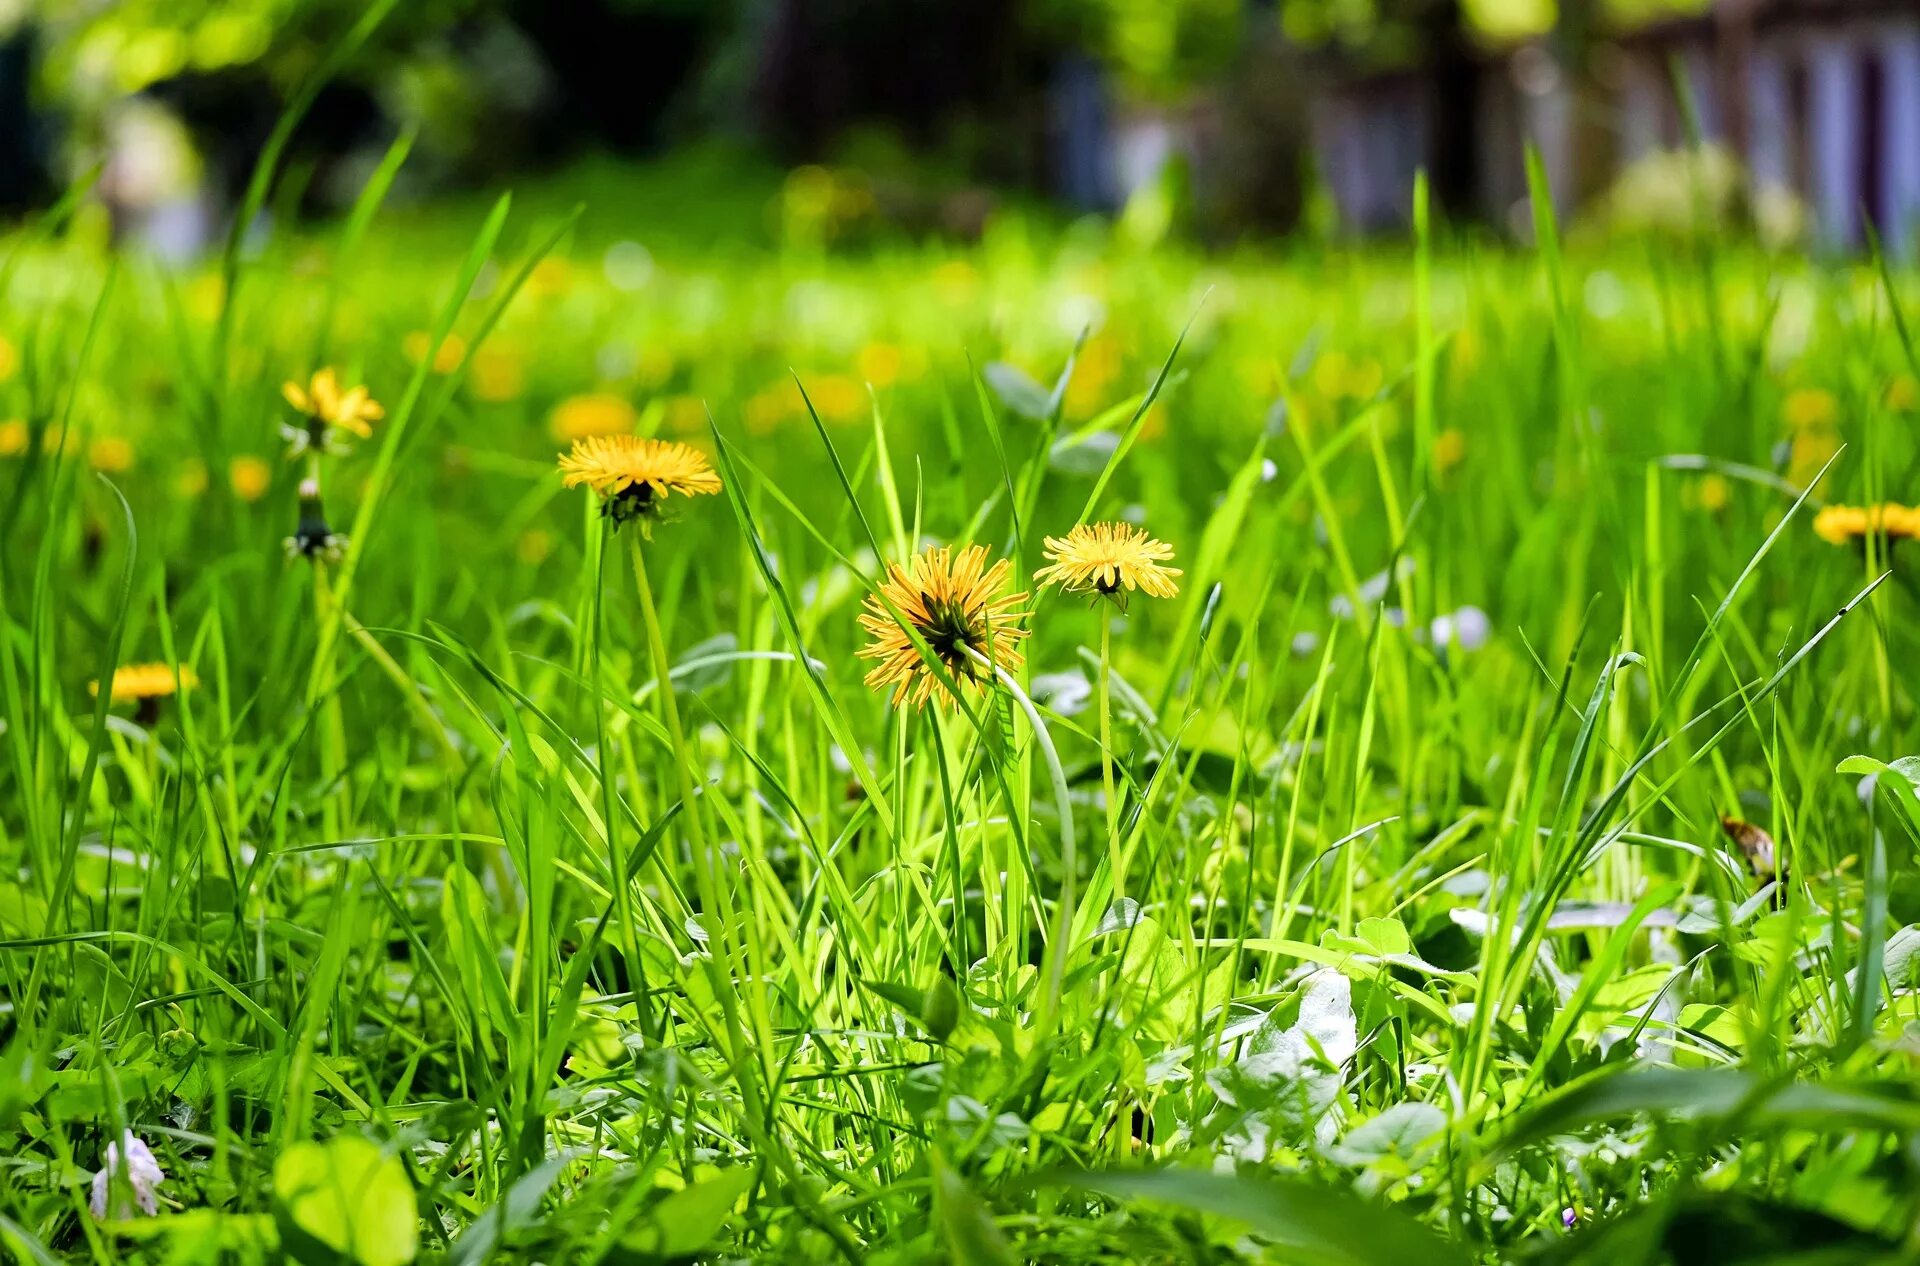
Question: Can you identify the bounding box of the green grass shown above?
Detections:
[5,145,1920,1265]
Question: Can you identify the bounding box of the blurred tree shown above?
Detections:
[1027,0,1243,100]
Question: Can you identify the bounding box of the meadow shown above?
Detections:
[5,147,1920,1264]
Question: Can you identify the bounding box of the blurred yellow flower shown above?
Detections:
[1695,473,1731,513]
[1786,429,1840,488]
[0,334,16,383]
[744,388,792,434]
[89,437,134,473]
[471,346,524,402]
[92,662,197,703]
[0,418,25,456]
[1886,375,1918,413]
[1813,502,1920,545]
[1782,387,1838,431]
[403,330,466,373]
[549,393,636,441]
[1433,427,1467,474]
[529,257,574,297]
[283,368,384,450]
[804,374,865,422]
[1313,352,1354,399]
[664,394,708,435]
[856,342,903,387]
[229,455,272,501]
[175,459,209,498]
[516,528,554,566]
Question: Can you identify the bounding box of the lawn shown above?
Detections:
[5,148,1920,1264]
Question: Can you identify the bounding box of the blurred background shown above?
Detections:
[0,0,1913,256]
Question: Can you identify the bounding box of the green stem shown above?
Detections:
[1099,615,1121,901]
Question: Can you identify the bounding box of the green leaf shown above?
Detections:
[273,1137,417,1266]
[982,362,1051,420]
[1045,1167,1470,1266]
[934,1153,1016,1265]
[1355,916,1411,957]
[620,1168,755,1258]
[1325,1101,1448,1168]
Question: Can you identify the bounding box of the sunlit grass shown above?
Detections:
[3,140,1920,1264]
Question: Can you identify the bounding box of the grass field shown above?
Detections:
[7,147,1920,1264]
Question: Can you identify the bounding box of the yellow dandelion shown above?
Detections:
[1035,522,1181,605]
[1695,473,1731,513]
[0,418,27,457]
[92,662,197,703]
[403,330,467,373]
[744,388,794,434]
[1812,503,1920,546]
[0,334,16,383]
[229,455,272,501]
[858,544,1027,709]
[856,342,903,387]
[88,436,134,473]
[1433,427,1467,474]
[1887,375,1919,414]
[1786,428,1840,488]
[558,434,722,532]
[804,374,865,422]
[471,346,524,402]
[664,394,708,435]
[283,368,384,451]
[516,528,555,565]
[1782,387,1839,431]
[529,257,574,297]
[549,393,637,441]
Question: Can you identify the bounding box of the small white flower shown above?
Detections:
[89,1130,164,1220]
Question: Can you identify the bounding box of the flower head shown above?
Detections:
[92,662,196,703]
[1812,503,1920,546]
[90,1130,164,1220]
[558,434,721,533]
[282,368,384,455]
[1035,522,1181,606]
[859,544,1027,708]
[285,477,348,563]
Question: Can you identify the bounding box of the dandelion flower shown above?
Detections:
[549,393,636,441]
[88,436,134,473]
[403,330,466,373]
[558,434,721,532]
[93,662,197,703]
[859,544,1027,708]
[89,1131,164,1220]
[0,418,27,456]
[1782,386,1839,431]
[1035,522,1181,606]
[282,368,384,455]
[1812,503,1920,546]
[285,477,348,562]
[229,455,272,501]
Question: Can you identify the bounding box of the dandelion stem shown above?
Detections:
[1099,616,1122,901]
